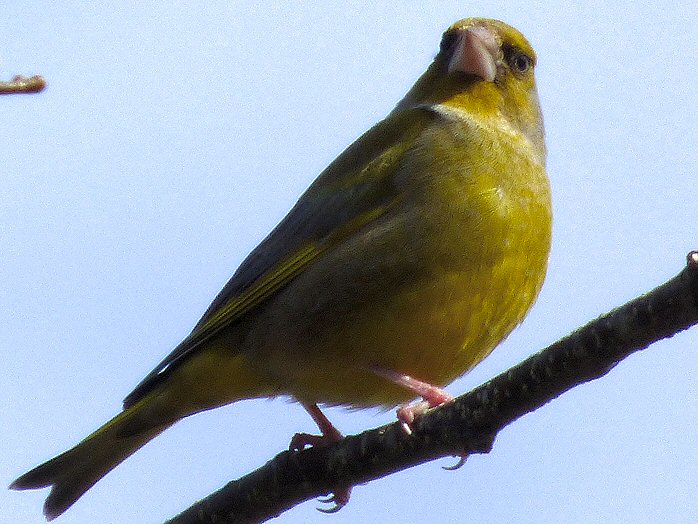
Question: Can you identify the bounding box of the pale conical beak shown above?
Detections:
[448,25,499,82]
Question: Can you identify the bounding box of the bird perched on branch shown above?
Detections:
[12,17,551,520]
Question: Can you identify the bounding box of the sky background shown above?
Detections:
[3,2,697,523]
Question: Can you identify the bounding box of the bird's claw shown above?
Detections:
[289,432,326,451]
[442,454,468,471]
[317,503,344,514]
[316,486,352,513]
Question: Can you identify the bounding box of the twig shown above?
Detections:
[0,75,46,94]
[167,251,698,524]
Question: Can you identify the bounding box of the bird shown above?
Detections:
[11,17,552,520]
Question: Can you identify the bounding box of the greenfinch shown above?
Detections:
[12,17,551,519]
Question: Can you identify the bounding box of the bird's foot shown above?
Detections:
[370,367,469,467]
[291,403,351,513]
[317,486,352,513]
[370,367,454,434]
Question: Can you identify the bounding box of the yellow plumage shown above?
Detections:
[12,17,551,519]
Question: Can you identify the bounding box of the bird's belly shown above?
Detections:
[245,248,544,408]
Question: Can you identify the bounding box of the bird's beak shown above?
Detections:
[448,25,499,82]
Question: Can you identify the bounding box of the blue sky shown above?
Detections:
[3,2,697,523]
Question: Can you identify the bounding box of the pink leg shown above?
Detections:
[290,403,343,450]
[289,402,351,512]
[370,367,453,435]
[371,367,467,469]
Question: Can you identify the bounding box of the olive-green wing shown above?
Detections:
[123,107,436,408]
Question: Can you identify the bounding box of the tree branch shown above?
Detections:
[167,251,698,524]
[0,75,46,94]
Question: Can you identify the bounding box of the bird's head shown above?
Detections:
[396,18,544,156]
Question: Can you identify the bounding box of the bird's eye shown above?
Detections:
[440,31,458,54]
[509,52,532,74]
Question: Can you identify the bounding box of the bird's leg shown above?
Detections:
[290,402,343,450]
[371,367,468,469]
[370,367,453,434]
[290,402,351,512]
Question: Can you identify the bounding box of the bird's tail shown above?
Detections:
[10,393,179,520]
